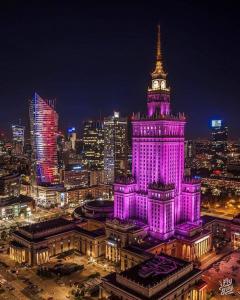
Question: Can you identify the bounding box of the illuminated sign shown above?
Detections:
[211,120,222,128]
[72,165,82,170]
[114,112,119,118]
[68,127,76,133]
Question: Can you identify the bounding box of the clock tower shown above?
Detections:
[147,25,170,117]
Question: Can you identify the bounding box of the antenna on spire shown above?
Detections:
[157,24,161,60]
[152,24,166,78]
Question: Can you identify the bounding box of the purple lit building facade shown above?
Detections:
[114,26,201,241]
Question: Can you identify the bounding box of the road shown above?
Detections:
[0,252,110,300]
[200,247,233,270]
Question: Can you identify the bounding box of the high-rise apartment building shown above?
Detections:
[12,124,25,154]
[29,92,59,184]
[82,120,104,169]
[211,120,228,153]
[67,127,77,151]
[104,112,128,184]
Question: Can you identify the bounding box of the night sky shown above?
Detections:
[0,0,240,139]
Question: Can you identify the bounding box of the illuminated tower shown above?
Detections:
[82,120,104,169]
[67,127,77,151]
[104,112,128,184]
[12,124,25,154]
[29,92,59,184]
[114,26,201,240]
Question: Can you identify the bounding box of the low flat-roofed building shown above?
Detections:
[100,254,206,300]
[61,184,112,208]
[0,195,34,219]
[31,183,65,208]
[9,216,106,265]
[0,172,20,198]
[230,214,240,249]
[201,214,240,250]
[74,199,114,220]
[174,224,212,262]
[63,164,89,189]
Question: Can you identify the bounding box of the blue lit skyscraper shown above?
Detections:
[12,124,25,154]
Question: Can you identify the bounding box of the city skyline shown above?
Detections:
[0,1,240,139]
[1,3,240,299]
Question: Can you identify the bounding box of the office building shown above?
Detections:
[82,120,104,169]
[63,164,89,189]
[67,127,77,151]
[104,112,128,184]
[12,124,25,154]
[29,92,59,184]
[211,120,228,153]
[0,172,21,198]
[9,217,105,265]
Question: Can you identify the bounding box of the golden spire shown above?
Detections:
[152,24,166,78]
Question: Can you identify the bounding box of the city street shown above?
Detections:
[200,246,232,270]
[202,251,240,299]
[0,252,111,300]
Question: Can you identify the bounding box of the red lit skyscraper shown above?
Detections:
[29,92,59,184]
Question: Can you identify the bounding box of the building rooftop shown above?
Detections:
[36,183,64,189]
[65,164,84,171]
[22,217,72,234]
[104,269,201,300]
[75,227,105,238]
[175,228,211,242]
[121,254,190,287]
[10,240,26,249]
[106,218,148,232]
[103,254,202,300]
[84,200,113,209]
[124,236,167,253]
[148,182,175,191]
[132,112,186,123]
[74,199,114,221]
[115,175,135,185]
[0,195,33,207]
[0,172,20,180]
[13,226,76,243]
[201,215,232,225]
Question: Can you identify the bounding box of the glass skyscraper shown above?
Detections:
[104,112,128,184]
[29,92,59,184]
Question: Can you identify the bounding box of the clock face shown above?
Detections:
[152,80,159,89]
[160,80,166,89]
